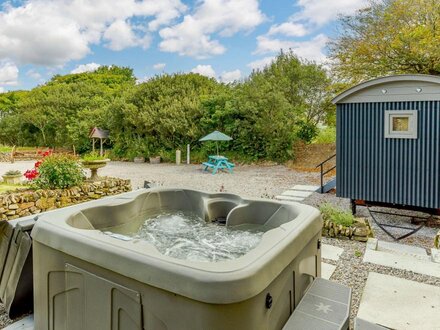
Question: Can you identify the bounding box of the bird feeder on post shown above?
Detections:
[89,127,109,157]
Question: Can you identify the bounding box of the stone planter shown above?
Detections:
[2,174,22,184]
[81,159,110,180]
[149,156,161,164]
[133,157,145,163]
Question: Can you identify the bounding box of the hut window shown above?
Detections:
[384,110,418,139]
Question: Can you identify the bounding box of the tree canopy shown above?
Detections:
[329,0,440,83]
[0,54,332,162]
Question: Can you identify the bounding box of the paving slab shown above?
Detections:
[321,262,336,280]
[377,241,429,260]
[431,248,440,263]
[354,317,387,330]
[291,185,320,192]
[4,315,34,330]
[363,249,440,278]
[322,244,344,261]
[281,190,313,198]
[275,195,303,202]
[357,272,440,330]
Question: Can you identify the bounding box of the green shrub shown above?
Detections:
[313,126,336,144]
[81,151,109,162]
[319,203,355,227]
[34,154,84,189]
[296,121,319,143]
[4,170,21,176]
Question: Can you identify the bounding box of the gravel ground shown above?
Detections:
[0,161,438,328]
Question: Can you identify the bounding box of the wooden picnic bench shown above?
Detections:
[202,155,235,175]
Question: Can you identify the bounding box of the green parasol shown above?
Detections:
[199,130,232,155]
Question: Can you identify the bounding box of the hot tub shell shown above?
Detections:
[31,188,322,330]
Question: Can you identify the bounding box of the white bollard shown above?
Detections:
[176,149,181,165]
[186,144,190,164]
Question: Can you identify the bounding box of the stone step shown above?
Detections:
[275,195,304,202]
[363,248,440,278]
[281,190,313,198]
[283,278,351,330]
[291,185,320,192]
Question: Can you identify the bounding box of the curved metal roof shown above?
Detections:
[332,74,440,104]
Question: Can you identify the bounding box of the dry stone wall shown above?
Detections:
[322,217,373,242]
[0,178,131,220]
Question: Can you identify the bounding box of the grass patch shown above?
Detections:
[319,203,355,227]
[0,183,30,194]
[0,145,12,153]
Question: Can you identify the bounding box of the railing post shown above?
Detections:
[320,164,324,193]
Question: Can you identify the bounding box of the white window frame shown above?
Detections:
[384,110,418,139]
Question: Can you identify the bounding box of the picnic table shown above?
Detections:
[202,155,235,175]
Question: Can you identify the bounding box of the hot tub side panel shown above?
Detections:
[33,233,321,330]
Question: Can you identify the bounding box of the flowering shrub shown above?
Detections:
[25,153,84,189]
[24,149,52,180]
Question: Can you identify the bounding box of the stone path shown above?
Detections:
[357,272,440,330]
[321,244,344,280]
[276,184,320,202]
[364,238,440,278]
[356,239,440,329]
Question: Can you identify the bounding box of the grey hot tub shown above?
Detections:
[31,188,322,330]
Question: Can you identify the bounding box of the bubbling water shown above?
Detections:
[127,211,264,262]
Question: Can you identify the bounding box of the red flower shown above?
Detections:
[24,149,52,181]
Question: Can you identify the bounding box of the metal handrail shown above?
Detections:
[315,153,336,168]
[316,153,336,193]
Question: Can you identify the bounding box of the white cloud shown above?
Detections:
[71,63,101,74]
[247,56,275,70]
[220,69,241,83]
[153,63,166,70]
[0,61,19,86]
[294,0,368,27]
[267,22,308,37]
[191,64,216,78]
[0,87,5,93]
[0,0,187,66]
[255,34,328,62]
[253,0,367,63]
[26,69,42,80]
[136,75,152,84]
[159,0,265,58]
[103,20,151,51]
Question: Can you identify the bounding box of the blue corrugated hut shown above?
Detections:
[332,75,440,213]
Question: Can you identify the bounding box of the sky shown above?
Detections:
[0,0,368,92]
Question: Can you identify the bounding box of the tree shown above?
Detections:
[248,51,333,143]
[329,0,440,83]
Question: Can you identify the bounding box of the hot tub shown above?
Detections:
[31,188,322,330]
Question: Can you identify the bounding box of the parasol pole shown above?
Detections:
[216,141,219,156]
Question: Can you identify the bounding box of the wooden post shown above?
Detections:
[186,144,190,164]
[100,138,103,157]
[176,150,181,165]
